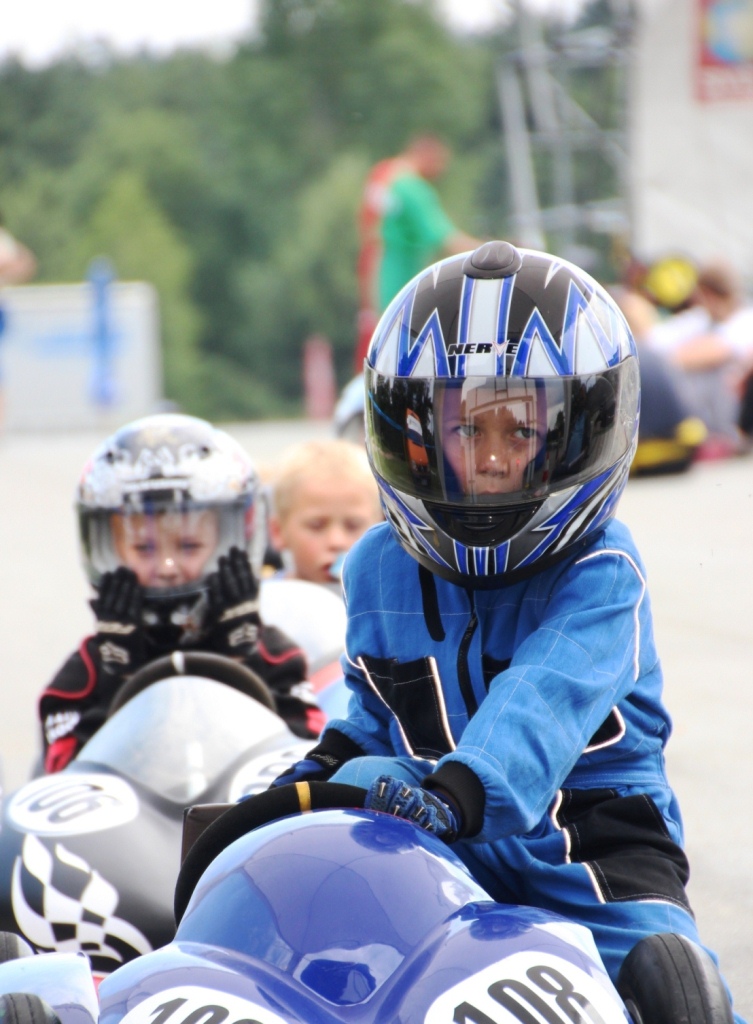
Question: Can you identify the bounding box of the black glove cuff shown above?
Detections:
[306,729,366,777]
[423,761,486,839]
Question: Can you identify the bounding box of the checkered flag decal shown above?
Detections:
[11,833,152,967]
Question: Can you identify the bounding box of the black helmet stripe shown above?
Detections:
[409,259,467,354]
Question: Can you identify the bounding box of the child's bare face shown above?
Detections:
[112,510,219,588]
[272,476,380,585]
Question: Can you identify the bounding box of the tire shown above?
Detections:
[0,995,62,1024]
[107,651,276,717]
[0,931,33,962]
[617,932,734,1024]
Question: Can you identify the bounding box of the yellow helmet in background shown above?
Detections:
[643,256,698,312]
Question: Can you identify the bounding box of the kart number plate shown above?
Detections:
[118,986,289,1024]
[229,743,311,801]
[8,774,139,835]
[425,950,626,1024]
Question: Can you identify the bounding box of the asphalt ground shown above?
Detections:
[0,423,750,1016]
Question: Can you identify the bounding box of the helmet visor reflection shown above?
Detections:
[365,362,638,507]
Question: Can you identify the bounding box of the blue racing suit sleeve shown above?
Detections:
[428,541,662,843]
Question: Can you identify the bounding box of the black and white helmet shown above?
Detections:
[364,241,640,587]
[77,413,264,605]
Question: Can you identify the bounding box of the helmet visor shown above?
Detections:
[80,496,258,599]
[110,506,219,592]
[365,361,639,508]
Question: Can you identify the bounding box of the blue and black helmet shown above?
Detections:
[364,241,640,587]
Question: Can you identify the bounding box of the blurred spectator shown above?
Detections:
[268,438,382,592]
[613,287,707,476]
[354,134,481,369]
[738,365,753,443]
[648,259,753,457]
[0,212,36,431]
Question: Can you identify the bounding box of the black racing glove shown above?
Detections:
[90,567,147,677]
[204,546,261,656]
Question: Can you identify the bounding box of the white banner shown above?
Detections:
[1,278,162,431]
[629,0,753,275]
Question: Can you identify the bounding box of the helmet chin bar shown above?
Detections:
[426,500,543,548]
[422,528,597,591]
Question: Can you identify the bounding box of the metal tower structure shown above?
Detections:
[496,0,636,273]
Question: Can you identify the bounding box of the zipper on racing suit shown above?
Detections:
[457,589,479,718]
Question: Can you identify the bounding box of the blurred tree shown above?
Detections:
[1,166,84,280]
[0,58,100,181]
[71,170,205,410]
[226,0,492,397]
[229,151,368,400]
[259,0,489,154]
[0,0,625,418]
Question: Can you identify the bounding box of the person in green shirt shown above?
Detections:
[355,135,479,367]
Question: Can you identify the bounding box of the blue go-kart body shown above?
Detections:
[96,803,630,1024]
[0,784,733,1024]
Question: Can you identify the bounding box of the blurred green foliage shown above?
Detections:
[0,0,624,420]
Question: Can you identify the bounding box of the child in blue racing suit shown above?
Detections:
[273,242,742,1020]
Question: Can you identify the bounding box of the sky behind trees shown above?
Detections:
[0,0,606,421]
[1,0,586,67]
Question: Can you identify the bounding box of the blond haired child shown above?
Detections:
[268,438,382,590]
